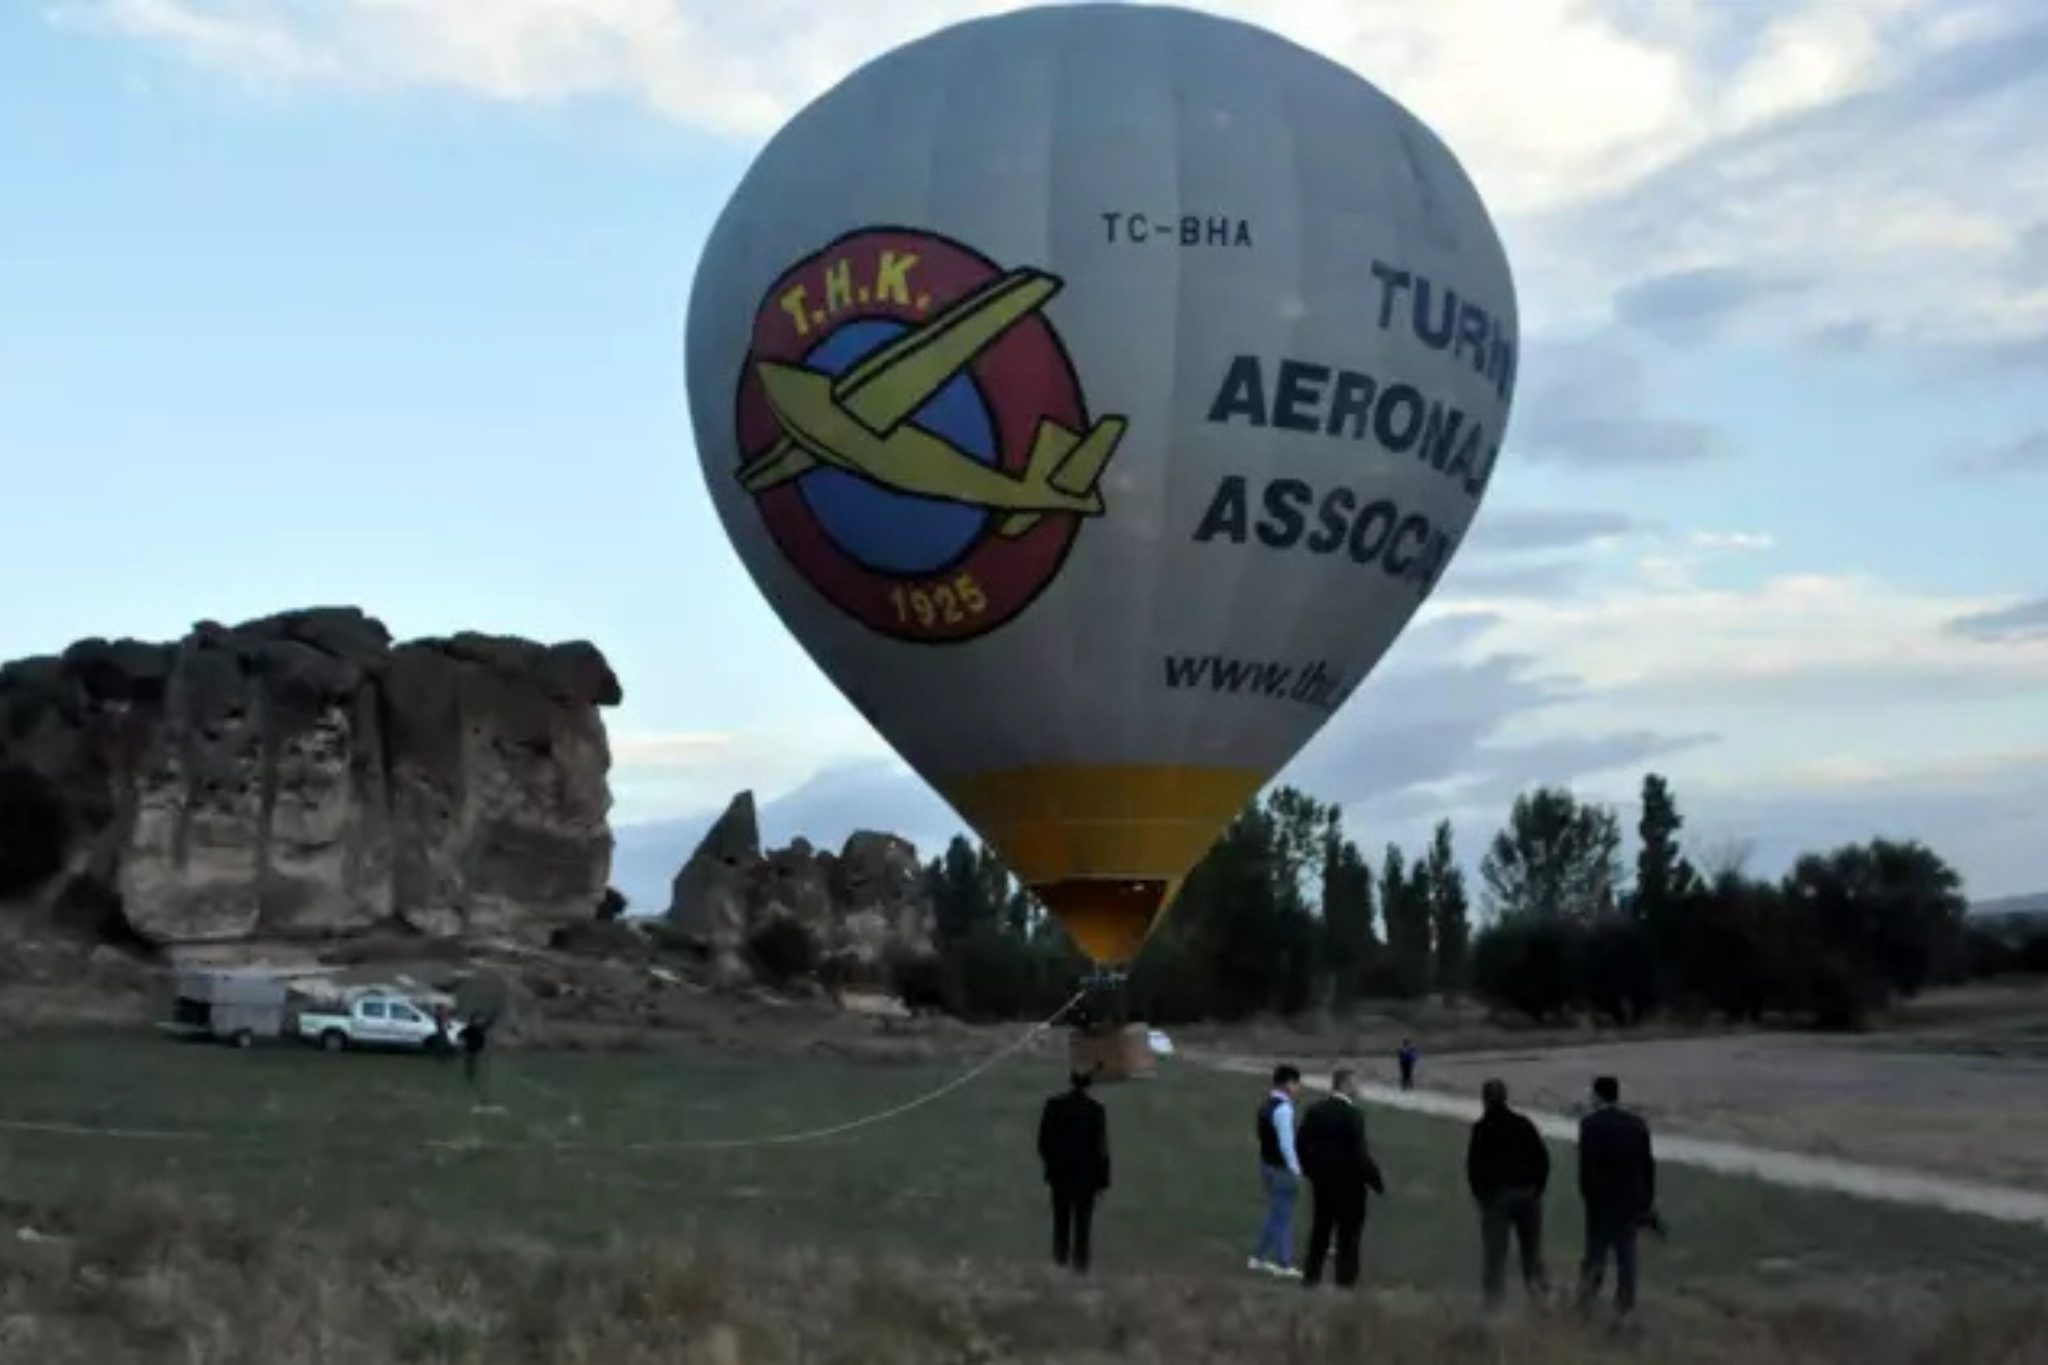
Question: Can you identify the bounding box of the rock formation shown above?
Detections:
[665,791,938,989]
[0,607,621,946]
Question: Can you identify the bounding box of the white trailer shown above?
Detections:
[159,968,290,1048]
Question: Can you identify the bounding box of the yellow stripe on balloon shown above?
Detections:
[941,764,1265,966]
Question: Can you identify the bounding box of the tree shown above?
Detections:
[1266,786,1338,897]
[919,837,1086,1020]
[1480,787,1623,923]
[1257,788,1332,1013]
[1783,837,1968,1004]
[1470,916,1578,1022]
[1379,843,1434,998]
[1319,833,1377,1007]
[1578,916,1658,1025]
[1633,773,1697,924]
[1422,819,1471,996]
[1131,792,1307,1025]
[1664,867,1778,1022]
[1002,881,1036,941]
[1695,837,1755,884]
[925,836,1001,943]
[1199,805,1280,1019]
[900,773,1983,1034]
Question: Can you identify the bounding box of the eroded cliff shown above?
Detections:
[0,607,621,946]
[665,791,938,989]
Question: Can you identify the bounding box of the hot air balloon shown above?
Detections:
[683,3,1518,982]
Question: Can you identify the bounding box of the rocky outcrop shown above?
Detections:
[0,607,621,946]
[665,791,937,989]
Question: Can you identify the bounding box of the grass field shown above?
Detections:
[7,1190,2046,1365]
[10,956,2048,1357]
[5,1029,2048,1297]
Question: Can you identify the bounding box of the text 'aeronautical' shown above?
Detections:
[1189,259,1515,598]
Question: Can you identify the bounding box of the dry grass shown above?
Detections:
[1330,1017,2048,1192]
[6,1025,2048,1361]
[1859,982,2048,1061]
[1174,982,2048,1064]
[10,1032,2048,1284]
[0,927,1033,1065]
[1,1187,2044,1364]
[1169,999,1729,1062]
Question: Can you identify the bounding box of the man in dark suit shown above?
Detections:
[1575,1075,1656,1316]
[1037,1069,1111,1273]
[1296,1067,1385,1289]
[1466,1077,1551,1308]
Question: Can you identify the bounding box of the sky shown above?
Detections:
[2,0,2044,913]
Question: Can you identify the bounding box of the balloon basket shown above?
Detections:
[1068,969,1149,1082]
[1069,1019,1155,1083]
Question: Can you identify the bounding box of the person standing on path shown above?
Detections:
[1397,1038,1419,1091]
[1575,1075,1657,1318]
[1297,1067,1385,1290]
[1248,1064,1304,1277]
[430,1003,456,1061]
[1036,1069,1111,1274]
[1466,1077,1552,1309]
[460,1012,492,1101]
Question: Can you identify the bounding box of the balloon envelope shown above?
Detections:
[685,2,1518,967]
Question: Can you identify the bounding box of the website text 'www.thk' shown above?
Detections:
[1160,653,1350,711]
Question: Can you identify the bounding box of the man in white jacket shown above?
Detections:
[1248,1064,1305,1277]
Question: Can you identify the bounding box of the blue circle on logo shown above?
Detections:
[793,318,998,577]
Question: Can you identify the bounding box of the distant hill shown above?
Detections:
[608,764,965,919]
[1971,891,2048,920]
[610,817,710,916]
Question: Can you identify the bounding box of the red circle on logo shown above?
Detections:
[732,227,1094,644]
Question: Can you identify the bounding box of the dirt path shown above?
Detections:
[1188,1051,2048,1230]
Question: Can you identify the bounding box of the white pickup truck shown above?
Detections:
[295,992,453,1054]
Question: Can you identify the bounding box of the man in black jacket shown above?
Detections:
[1575,1075,1656,1316]
[460,1012,491,1100]
[1297,1067,1385,1289]
[1037,1069,1111,1273]
[1466,1078,1551,1308]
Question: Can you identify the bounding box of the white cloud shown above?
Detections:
[1688,530,1774,551]
[1668,746,2048,900]
[1554,6,2048,347]
[1444,568,2048,702]
[61,0,1704,211]
[1507,334,1730,467]
[78,0,341,79]
[1948,595,2048,643]
[57,0,2048,350]
[1724,16,1862,127]
[1950,430,2048,478]
[1458,506,1646,554]
[607,722,889,824]
[609,730,736,768]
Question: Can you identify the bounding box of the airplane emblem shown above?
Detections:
[738,269,1126,539]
